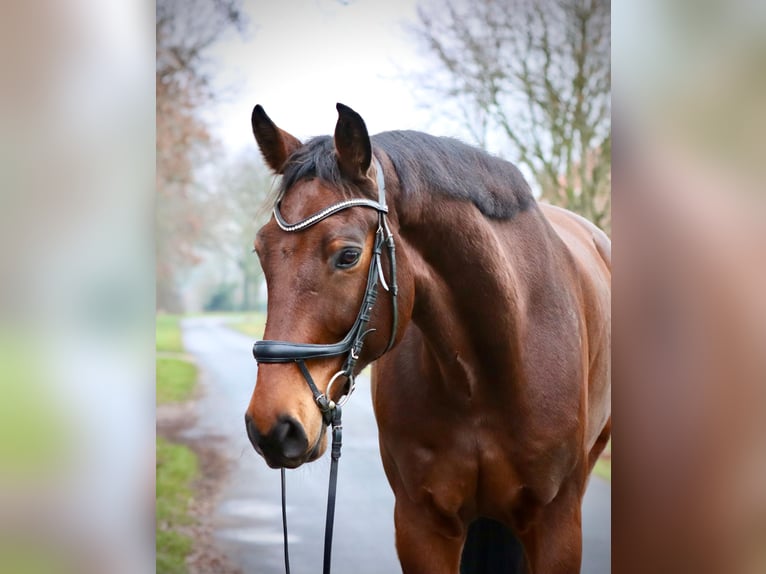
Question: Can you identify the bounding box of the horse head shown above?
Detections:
[245,104,404,469]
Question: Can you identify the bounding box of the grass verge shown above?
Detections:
[157,357,197,404]
[224,312,267,339]
[593,456,611,481]
[156,437,198,574]
[156,313,199,573]
[157,314,184,353]
[593,439,612,481]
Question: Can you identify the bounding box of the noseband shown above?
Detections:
[251,157,398,574]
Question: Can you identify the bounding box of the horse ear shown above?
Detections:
[251,105,302,174]
[334,103,372,181]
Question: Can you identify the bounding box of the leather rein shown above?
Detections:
[251,157,398,574]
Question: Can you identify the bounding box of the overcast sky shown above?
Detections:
[205,0,459,156]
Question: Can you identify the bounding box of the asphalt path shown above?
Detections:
[181,316,610,573]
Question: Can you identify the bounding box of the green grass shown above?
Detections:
[593,456,611,481]
[225,312,267,338]
[157,314,184,353]
[156,357,197,404]
[156,437,198,574]
[155,315,201,572]
[593,439,611,481]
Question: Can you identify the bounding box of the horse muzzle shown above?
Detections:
[245,413,313,469]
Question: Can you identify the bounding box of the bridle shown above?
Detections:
[252,156,398,422]
[251,157,398,574]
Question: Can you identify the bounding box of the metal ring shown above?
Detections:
[326,370,355,407]
[337,378,355,407]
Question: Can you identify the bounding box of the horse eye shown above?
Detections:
[335,248,361,269]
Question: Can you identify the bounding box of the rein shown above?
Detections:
[252,157,397,574]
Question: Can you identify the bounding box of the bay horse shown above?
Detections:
[245,103,611,573]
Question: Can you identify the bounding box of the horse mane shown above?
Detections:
[279,131,535,220]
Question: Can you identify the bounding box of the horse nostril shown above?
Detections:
[245,413,309,465]
[271,416,308,459]
[245,414,263,453]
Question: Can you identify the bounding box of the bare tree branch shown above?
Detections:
[156,0,245,311]
[410,0,611,232]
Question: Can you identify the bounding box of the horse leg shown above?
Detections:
[519,481,584,574]
[394,497,465,574]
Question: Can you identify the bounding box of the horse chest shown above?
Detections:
[375,364,576,522]
[377,383,524,504]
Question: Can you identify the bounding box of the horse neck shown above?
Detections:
[396,200,558,395]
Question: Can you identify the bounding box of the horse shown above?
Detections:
[244,103,611,573]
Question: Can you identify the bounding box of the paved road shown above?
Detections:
[181,316,610,573]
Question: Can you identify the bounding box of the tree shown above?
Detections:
[207,152,274,311]
[412,0,611,230]
[156,0,244,311]
[204,282,238,312]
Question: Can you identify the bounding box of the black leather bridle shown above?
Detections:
[251,157,397,574]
